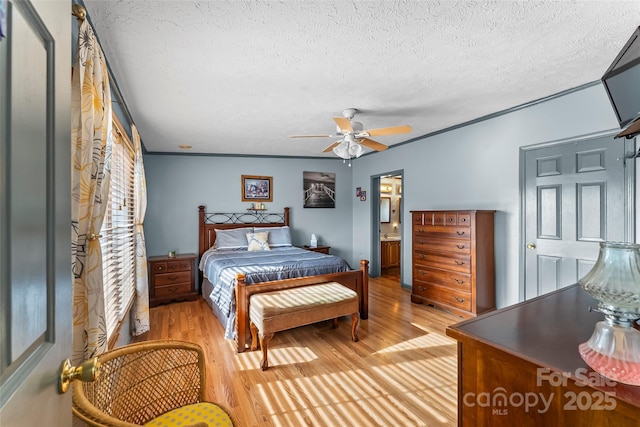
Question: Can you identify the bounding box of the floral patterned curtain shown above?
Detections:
[70,17,113,363]
[132,124,150,335]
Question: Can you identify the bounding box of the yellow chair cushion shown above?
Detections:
[144,402,233,427]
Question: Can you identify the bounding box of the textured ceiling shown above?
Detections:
[83,0,640,157]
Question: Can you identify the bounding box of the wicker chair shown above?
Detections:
[72,340,233,427]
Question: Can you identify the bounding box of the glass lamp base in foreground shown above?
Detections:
[578,321,640,386]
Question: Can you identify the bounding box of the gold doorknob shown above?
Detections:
[58,357,100,394]
[527,243,536,250]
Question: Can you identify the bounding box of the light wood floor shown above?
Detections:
[135,273,462,426]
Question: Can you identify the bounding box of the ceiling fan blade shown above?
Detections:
[363,125,412,137]
[333,117,353,133]
[359,138,388,151]
[290,134,333,138]
[322,141,342,153]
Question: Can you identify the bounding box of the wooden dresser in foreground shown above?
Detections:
[411,210,495,318]
[148,253,198,307]
[446,284,640,426]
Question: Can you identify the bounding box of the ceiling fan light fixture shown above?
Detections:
[349,142,364,158]
[332,141,350,159]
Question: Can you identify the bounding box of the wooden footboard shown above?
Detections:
[235,260,369,353]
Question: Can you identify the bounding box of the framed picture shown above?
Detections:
[380,184,392,193]
[356,187,362,197]
[241,175,273,202]
[360,190,366,201]
[303,171,336,208]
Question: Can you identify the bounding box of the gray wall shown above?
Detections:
[143,83,635,308]
[144,156,353,261]
[351,83,627,308]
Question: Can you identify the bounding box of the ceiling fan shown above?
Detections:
[291,108,412,164]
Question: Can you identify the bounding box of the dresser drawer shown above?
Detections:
[155,283,192,299]
[413,283,471,312]
[414,249,471,273]
[457,213,471,227]
[154,271,191,286]
[413,266,472,292]
[413,212,425,225]
[413,226,471,240]
[413,237,471,254]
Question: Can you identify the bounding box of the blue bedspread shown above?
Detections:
[199,246,352,338]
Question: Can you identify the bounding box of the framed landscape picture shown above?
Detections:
[303,171,336,208]
[241,175,273,202]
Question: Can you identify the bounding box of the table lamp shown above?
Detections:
[577,241,640,386]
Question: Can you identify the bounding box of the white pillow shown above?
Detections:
[253,226,292,247]
[246,232,271,251]
[215,227,253,249]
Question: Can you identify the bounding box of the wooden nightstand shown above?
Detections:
[303,245,331,254]
[148,253,198,307]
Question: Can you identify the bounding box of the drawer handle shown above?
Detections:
[419,270,426,275]
[418,254,425,259]
[436,218,442,222]
[168,275,179,281]
[456,231,465,236]
[418,286,426,292]
[448,218,454,222]
[456,244,465,249]
[169,265,177,269]
[454,296,465,303]
[454,278,465,284]
[168,287,178,293]
[157,266,163,271]
[461,218,467,222]
[454,260,465,265]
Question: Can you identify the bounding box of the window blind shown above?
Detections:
[100,124,136,342]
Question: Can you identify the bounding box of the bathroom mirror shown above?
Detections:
[380,197,390,223]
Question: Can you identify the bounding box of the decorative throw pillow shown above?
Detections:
[247,231,270,251]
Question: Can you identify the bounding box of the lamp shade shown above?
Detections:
[578,241,640,311]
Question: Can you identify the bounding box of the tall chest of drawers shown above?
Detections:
[411,210,495,318]
[148,253,198,307]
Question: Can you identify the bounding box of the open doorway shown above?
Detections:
[372,172,403,285]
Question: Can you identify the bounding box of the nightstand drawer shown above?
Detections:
[155,271,191,286]
[155,283,192,299]
[153,262,168,274]
[167,260,192,272]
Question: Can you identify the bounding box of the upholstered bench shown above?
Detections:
[249,282,359,370]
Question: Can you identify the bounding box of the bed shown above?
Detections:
[198,205,369,353]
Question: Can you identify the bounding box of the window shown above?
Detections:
[99,119,136,345]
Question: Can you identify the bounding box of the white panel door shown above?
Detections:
[0,1,72,425]
[524,135,631,299]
